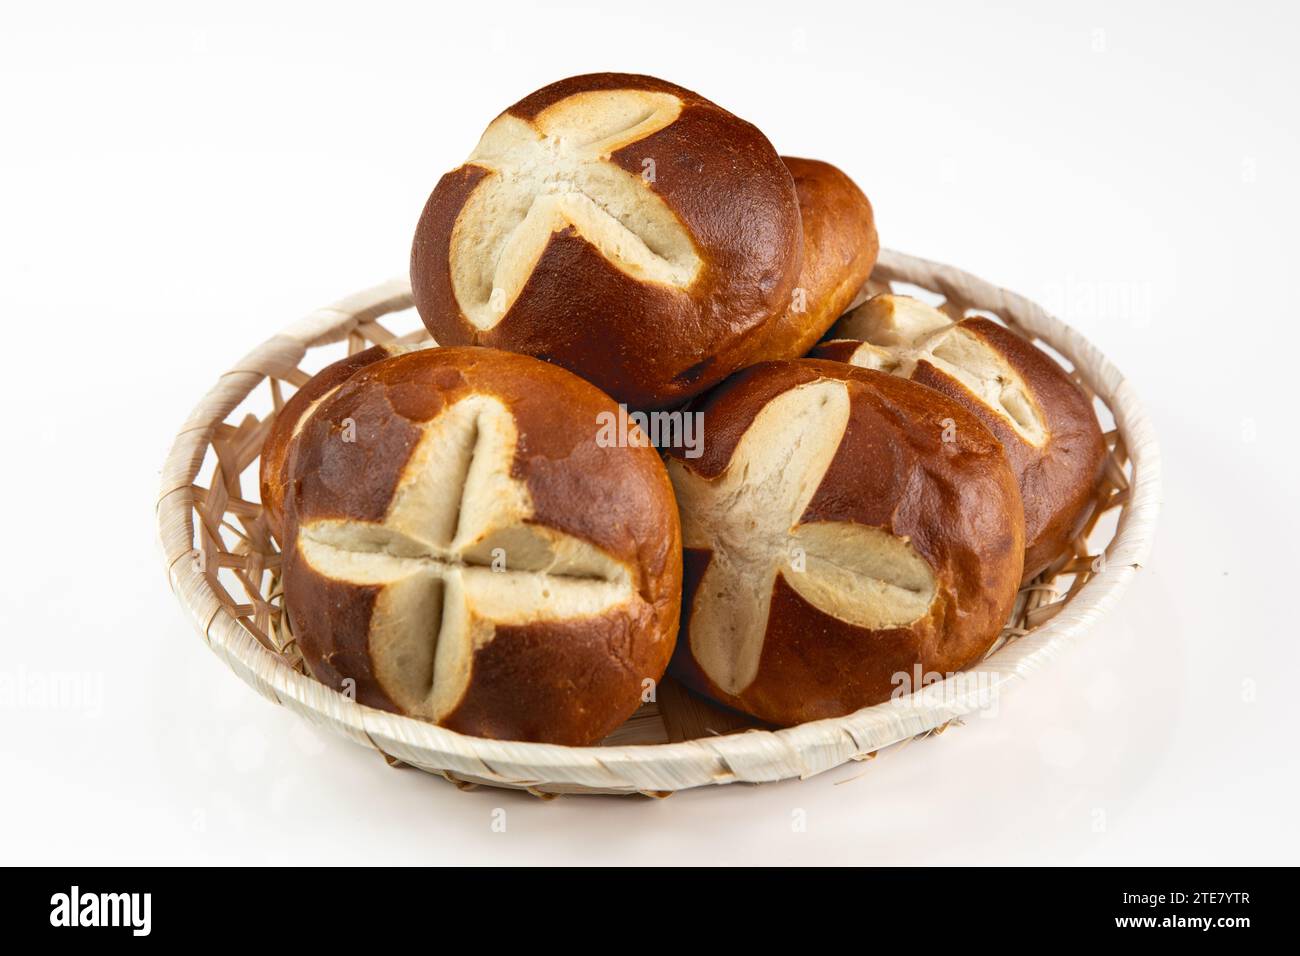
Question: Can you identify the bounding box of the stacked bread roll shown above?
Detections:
[263,73,1103,745]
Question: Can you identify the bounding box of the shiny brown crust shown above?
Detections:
[668,359,1025,726]
[410,72,802,410]
[814,318,1106,576]
[806,337,862,364]
[281,346,683,745]
[259,344,400,543]
[745,157,877,363]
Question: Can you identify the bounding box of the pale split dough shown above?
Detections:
[450,90,703,329]
[829,295,1049,446]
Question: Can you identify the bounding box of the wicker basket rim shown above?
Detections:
[156,248,1162,793]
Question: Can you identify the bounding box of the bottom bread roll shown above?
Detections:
[279,346,683,745]
[813,293,1106,578]
[665,359,1025,726]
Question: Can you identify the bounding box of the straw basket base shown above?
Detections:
[156,249,1160,796]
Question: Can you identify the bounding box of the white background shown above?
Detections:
[2,0,1296,865]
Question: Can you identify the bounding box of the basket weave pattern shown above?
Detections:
[156,249,1160,796]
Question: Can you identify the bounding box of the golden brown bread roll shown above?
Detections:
[745,156,878,363]
[280,346,682,745]
[259,342,430,542]
[410,72,803,410]
[665,359,1024,726]
[813,294,1105,577]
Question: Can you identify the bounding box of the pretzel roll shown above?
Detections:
[280,346,682,745]
[744,157,878,363]
[814,293,1106,576]
[665,360,1024,726]
[411,73,802,409]
[259,342,430,542]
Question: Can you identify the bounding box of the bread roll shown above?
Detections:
[814,294,1105,576]
[411,73,802,410]
[259,342,430,542]
[281,346,682,745]
[665,359,1024,726]
[745,157,878,363]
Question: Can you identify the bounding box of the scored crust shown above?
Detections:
[411,73,803,410]
[814,294,1106,576]
[259,342,432,542]
[281,346,682,745]
[666,359,1025,726]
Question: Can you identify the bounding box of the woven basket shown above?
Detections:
[156,248,1161,796]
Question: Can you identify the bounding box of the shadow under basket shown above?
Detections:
[156,248,1161,796]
